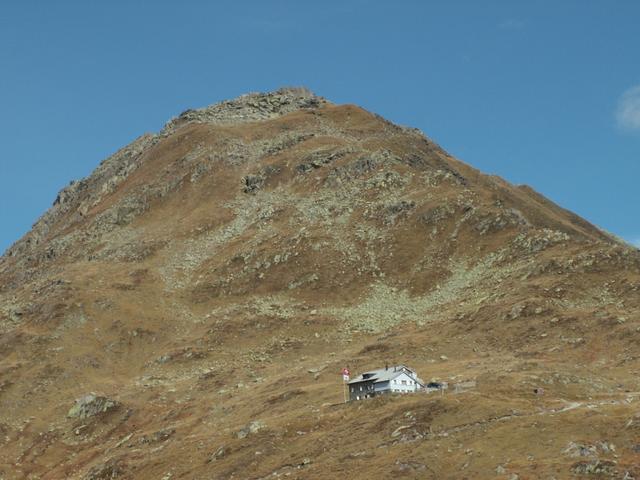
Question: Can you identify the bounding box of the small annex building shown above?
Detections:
[348,365,424,401]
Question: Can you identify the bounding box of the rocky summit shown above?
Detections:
[1,87,639,479]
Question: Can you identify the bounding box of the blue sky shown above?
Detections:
[1,1,639,253]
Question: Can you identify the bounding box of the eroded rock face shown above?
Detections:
[68,394,119,419]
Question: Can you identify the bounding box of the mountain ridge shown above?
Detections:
[2,87,619,267]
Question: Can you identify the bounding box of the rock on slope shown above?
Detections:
[1,87,640,479]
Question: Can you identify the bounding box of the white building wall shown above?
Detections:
[389,372,420,393]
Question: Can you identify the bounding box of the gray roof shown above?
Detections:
[348,365,423,386]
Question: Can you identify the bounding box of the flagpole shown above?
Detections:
[341,367,350,403]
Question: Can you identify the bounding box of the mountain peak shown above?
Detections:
[161,86,327,134]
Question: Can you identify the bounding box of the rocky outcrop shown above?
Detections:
[3,133,156,262]
[161,87,326,134]
[84,458,125,480]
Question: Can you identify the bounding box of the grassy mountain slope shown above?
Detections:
[1,88,639,479]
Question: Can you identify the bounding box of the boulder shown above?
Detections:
[68,393,119,419]
[242,174,265,194]
[236,420,266,439]
[208,445,226,462]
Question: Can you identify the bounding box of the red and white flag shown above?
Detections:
[341,367,350,382]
